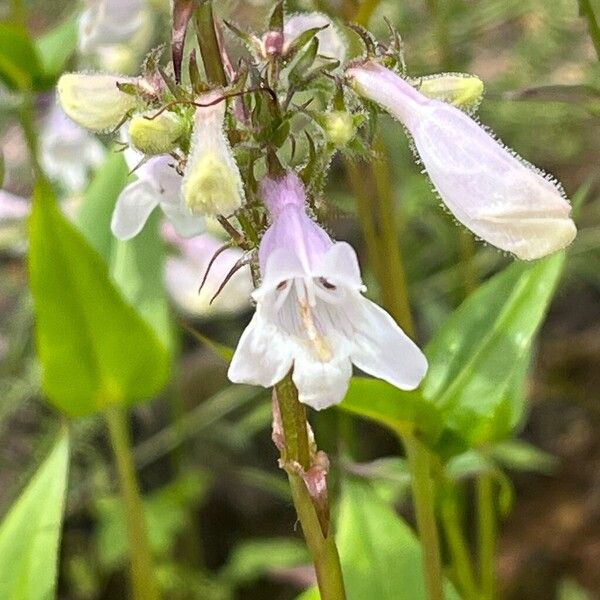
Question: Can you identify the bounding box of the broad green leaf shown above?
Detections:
[0,23,43,90]
[298,479,459,600]
[338,378,443,441]
[221,538,309,584]
[110,213,172,349]
[77,151,130,262]
[76,152,172,349]
[423,253,565,447]
[36,16,78,81]
[29,181,171,415]
[0,428,69,600]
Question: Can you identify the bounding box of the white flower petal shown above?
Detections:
[228,313,294,387]
[351,298,428,390]
[319,241,362,288]
[292,347,352,410]
[160,201,205,238]
[111,180,159,240]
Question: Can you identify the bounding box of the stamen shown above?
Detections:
[299,294,332,362]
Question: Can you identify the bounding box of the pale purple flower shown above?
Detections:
[0,190,30,222]
[40,102,106,192]
[163,224,253,317]
[228,172,427,410]
[111,145,204,240]
[346,61,577,260]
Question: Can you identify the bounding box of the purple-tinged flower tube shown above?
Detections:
[228,172,427,410]
[346,61,576,261]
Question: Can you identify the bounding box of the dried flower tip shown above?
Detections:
[57,73,138,131]
[128,111,185,155]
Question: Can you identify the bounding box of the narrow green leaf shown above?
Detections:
[423,253,565,446]
[0,23,43,90]
[338,377,443,441]
[29,181,171,415]
[0,428,70,600]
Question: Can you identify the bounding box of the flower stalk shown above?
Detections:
[274,376,347,600]
[105,407,160,600]
[477,474,497,600]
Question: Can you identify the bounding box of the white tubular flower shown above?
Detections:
[111,146,204,240]
[162,224,253,318]
[41,102,106,192]
[57,73,138,132]
[346,61,577,261]
[283,12,347,64]
[228,172,427,410]
[182,92,245,217]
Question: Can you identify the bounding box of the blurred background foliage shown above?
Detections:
[0,0,599,599]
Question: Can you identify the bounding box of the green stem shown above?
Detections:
[477,474,497,600]
[19,94,42,179]
[580,0,600,60]
[275,378,347,600]
[440,490,479,599]
[105,407,160,600]
[403,435,444,600]
[194,1,227,86]
[372,137,415,336]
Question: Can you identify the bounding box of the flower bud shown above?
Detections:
[182,92,245,216]
[262,30,284,57]
[57,73,138,131]
[416,73,484,111]
[128,111,185,155]
[322,111,356,147]
[346,62,576,260]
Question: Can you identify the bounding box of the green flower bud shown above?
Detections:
[129,111,185,155]
[416,73,484,111]
[57,73,139,132]
[323,111,356,147]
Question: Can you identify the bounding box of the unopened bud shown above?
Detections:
[262,30,284,57]
[57,73,138,131]
[323,111,355,147]
[129,111,185,155]
[417,73,484,111]
[182,92,245,216]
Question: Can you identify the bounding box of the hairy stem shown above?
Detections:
[404,435,445,600]
[106,407,160,600]
[275,378,346,600]
[477,474,497,600]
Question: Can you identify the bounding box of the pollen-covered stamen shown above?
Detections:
[296,279,332,362]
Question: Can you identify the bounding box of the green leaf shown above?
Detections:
[29,181,171,415]
[338,378,443,441]
[423,253,565,447]
[221,538,309,585]
[0,428,70,600]
[36,16,78,81]
[0,23,43,90]
[77,150,130,262]
[298,479,459,599]
[491,440,557,474]
[96,471,210,568]
[110,213,172,350]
